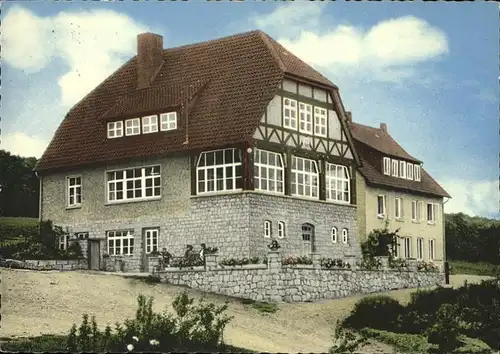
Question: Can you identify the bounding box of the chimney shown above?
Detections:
[380,123,387,133]
[346,111,352,125]
[137,33,164,89]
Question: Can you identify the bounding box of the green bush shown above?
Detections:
[360,328,431,353]
[427,303,461,353]
[342,295,404,332]
[251,302,278,314]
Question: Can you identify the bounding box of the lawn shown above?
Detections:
[0,217,38,228]
[450,260,500,277]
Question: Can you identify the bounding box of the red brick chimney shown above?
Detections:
[137,33,164,89]
[380,123,387,133]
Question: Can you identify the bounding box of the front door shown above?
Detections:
[142,228,159,272]
[301,223,314,256]
[88,240,100,270]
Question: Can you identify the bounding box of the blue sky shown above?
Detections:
[1,1,498,218]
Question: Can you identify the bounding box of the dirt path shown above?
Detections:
[0,270,492,353]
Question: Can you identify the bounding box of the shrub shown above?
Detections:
[251,302,278,314]
[427,303,461,353]
[330,320,367,353]
[320,258,351,269]
[219,257,260,267]
[356,257,382,270]
[282,256,313,266]
[170,256,204,269]
[389,258,409,270]
[359,328,431,353]
[342,295,404,332]
[416,260,438,272]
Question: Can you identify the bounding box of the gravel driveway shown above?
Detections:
[0,269,493,353]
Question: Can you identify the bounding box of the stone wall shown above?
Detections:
[154,252,444,303]
[0,258,88,271]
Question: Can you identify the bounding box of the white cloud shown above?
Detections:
[442,179,499,218]
[2,6,149,107]
[1,132,49,159]
[253,4,448,82]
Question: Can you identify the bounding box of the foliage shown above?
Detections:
[356,257,382,270]
[445,212,500,265]
[388,257,409,270]
[267,240,280,251]
[360,328,432,353]
[341,295,404,332]
[282,256,313,266]
[219,257,260,267]
[361,221,401,259]
[416,260,439,272]
[0,335,69,352]
[251,301,278,314]
[426,303,461,352]
[450,260,500,277]
[320,257,351,269]
[170,256,204,269]
[330,320,367,354]
[0,150,39,218]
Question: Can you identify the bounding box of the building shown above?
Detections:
[349,117,451,267]
[35,30,363,272]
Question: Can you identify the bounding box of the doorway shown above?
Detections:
[301,223,315,256]
[88,240,101,270]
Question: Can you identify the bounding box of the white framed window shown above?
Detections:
[342,228,348,244]
[291,156,319,199]
[106,165,161,203]
[197,148,242,194]
[377,195,386,217]
[428,239,435,260]
[299,102,313,134]
[403,237,412,258]
[107,121,123,138]
[383,157,391,175]
[392,160,399,177]
[125,118,140,136]
[107,230,134,256]
[417,237,424,260]
[414,164,421,181]
[58,234,70,250]
[144,228,159,254]
[314,107,327,137]
[254,149,284,194]
[399,161,406,179]
[142,115,158,134]
[395,197,402,219]
[331,227,337,243]
[418,201,424,222]
[411,200,418,221]
[427,203,439,224]
[283,98,297,130]
[407,163,414,180]
[277,221,286,238]
[160,112,177,131]
[264,220,272,238]
[326,163,350,204]
[75,232,89,240]
[67,176,82,207]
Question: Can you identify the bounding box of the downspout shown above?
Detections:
[183,84,189,145]
[442,196,451,283]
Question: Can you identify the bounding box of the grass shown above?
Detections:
[360,328,492,354]
[238,298,279,314]
[0,335,255,353]
[0,217,38,228]
[450,260,500,277]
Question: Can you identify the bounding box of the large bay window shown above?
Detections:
[283,98,297,130]
[314,107,327,137]
[254,149,284,193]
[107,230,134,255]
[298,103,313,134]
[197,148,242,194]
[107,165,161,203]
[326,163,350,203]
[291,156,319,198]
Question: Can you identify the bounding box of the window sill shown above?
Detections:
[427,221,436,226]
[326,199,351,206]
[411,220,419,224]
[66,205,82,210]
[104,197,161,206]
[377,214,385,219]
[395,218,404,223]
[192,189,244,198]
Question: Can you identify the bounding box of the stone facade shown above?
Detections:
[154,252,444,303]
[40,156,359,273]
[0,258,88,271]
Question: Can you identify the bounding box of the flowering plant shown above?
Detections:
[282,256,313,266]
[417,260,439,272]
[320,258,351,269]
[389,258,409,270]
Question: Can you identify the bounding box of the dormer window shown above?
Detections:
[407,163,414,180]
[400,161,406,178]
[107,121,123,138]
[142,115,158,134]
[125,118,140,136]
[391,160,399,177]
[414,164,421,181]
[160,112,177,131]
[383,157,391,175]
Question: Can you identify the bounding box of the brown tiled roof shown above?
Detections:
[35,30,340,173]
[350,122,421,163]
[350,124,450,198]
